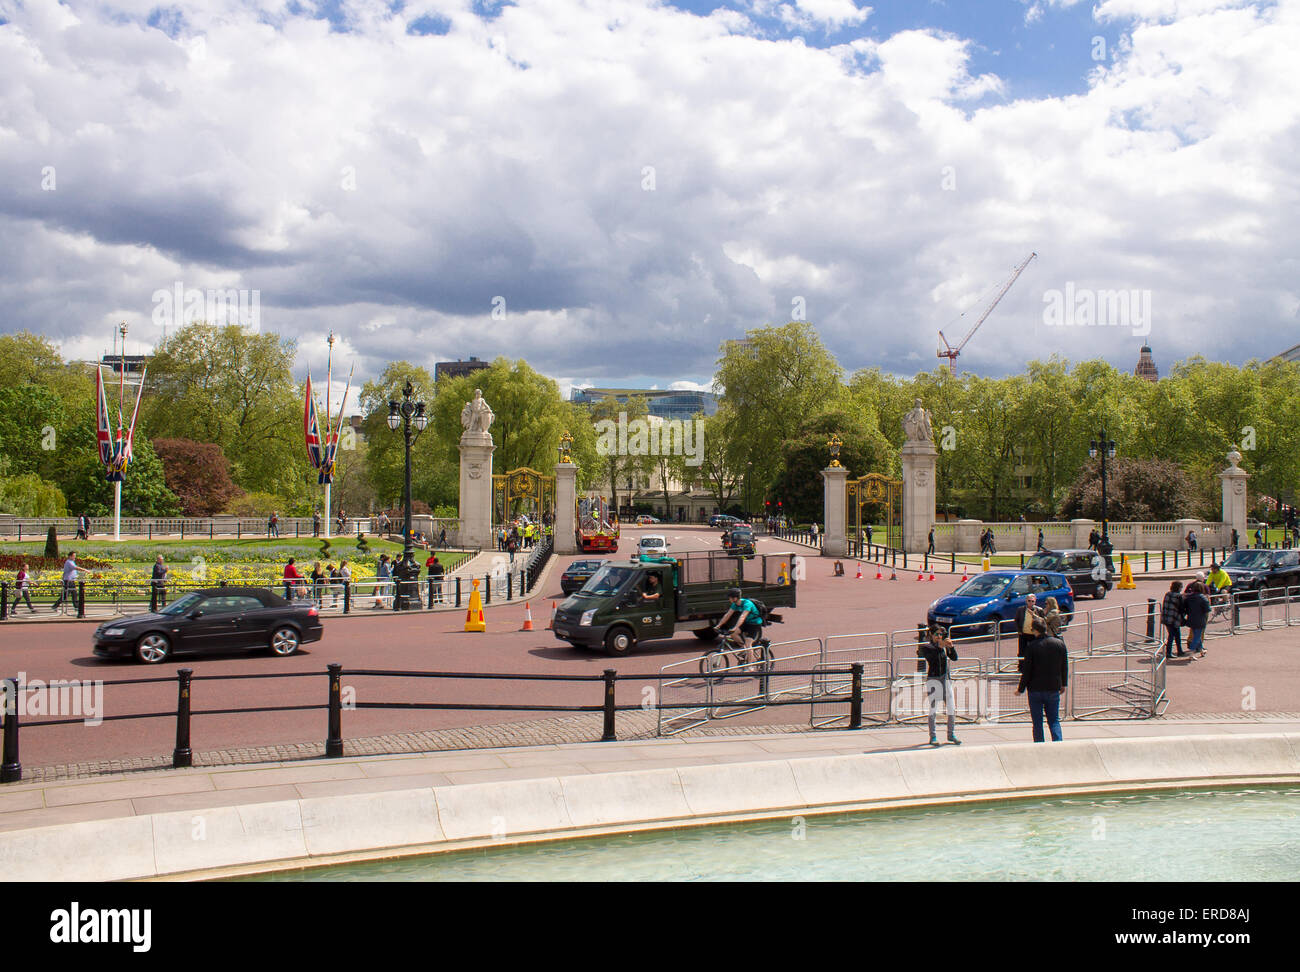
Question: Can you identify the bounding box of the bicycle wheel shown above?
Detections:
[754,641,775,673]
[705,649,733,680]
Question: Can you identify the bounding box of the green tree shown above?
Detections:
[143,324,307,503]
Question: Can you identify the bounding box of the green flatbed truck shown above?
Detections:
[551,550,797,655]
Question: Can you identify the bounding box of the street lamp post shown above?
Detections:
[1089,430,1116,569]
[387,381,428,609]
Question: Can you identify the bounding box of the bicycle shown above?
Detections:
[1208,590,1233,624]
[698,627,774,678]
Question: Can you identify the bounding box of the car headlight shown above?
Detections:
[102,627,127,637]
[580,610,596,626]
[961,603,987,615]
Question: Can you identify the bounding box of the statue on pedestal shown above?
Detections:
[902,398,933,444]
[461,389,495,435]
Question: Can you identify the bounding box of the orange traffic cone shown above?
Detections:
[855,562,863,579]
[928,571,936,581]
[889,568,898,581]
[547,601,557,630]
[521,602,534,631]
[875,566,883,580]
[915,571,924,582]
[960,568,969,583]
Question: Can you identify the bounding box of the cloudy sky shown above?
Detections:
[1,0,1297,399]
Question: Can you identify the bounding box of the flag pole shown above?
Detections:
[115,322,127,542]
[323,333,334,540]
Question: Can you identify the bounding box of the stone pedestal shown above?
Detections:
[458,431,495,550]
[955,519,982,554]
[554,462,578,554]
[1220,452,1249,545]
[901,440,938,553]
[1071,518,1097,549]
[820,465,849,557]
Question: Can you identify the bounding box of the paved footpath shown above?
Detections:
[2,714,1298,837]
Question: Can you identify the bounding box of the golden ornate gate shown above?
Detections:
[493,467,555,524]
[847,473,902,551]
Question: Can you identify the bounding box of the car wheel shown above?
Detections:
[1094,583,1107,599]
[604,626,635,655]
[134,632,172,665]
[270,627,301,656]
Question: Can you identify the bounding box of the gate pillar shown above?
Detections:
[821,464,849,557]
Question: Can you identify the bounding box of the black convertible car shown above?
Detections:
[92,587,324,664]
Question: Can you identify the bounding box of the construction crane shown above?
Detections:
[937,251,1037,374]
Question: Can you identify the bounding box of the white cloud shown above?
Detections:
[0,0,1295,392]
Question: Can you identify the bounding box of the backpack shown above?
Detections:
[746,598,772,623]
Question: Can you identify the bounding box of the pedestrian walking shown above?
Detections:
[927,528,935,556]
[269,511,280,538]
[426,553,444,605]
[918,623,961,747]
[1187,529,1198,553]
[51,552,78,611]
[312,509,321,538]
[1184,580,1210,659]
[1087,528,1099,551]
[1161,580,1187,659]
[373,554,392,608]
[507,532,518,565]
[1014,592,1040,670]
[1037,528,1046,552]
[1041,595,1064,640]
[310,561,325,603]
[75,514,90,541]
[151,554,169,611]
[339,560,351,606]
[1017,617,1068,743]
[11,563,35,613]
[327,562,342,606]
[438,527,447,548]
[1231,528,1239,550]
[1254,525,1264,548]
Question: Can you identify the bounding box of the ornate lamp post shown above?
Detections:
[1089,430,1117,568]
[387,381,428,609]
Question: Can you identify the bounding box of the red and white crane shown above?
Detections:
[937,251,1037,374]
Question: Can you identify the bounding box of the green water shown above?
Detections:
[238,786,1300,881]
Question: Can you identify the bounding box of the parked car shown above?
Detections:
[1222,548,1300,594]
[92,587,323,664]
[927,570,1075,637]
[1023,549,1113,599]
[560,559,609,595]
[635,514,661,524]
[709,514,741,528]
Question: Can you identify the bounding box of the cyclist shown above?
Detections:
[1207,562,1232,595]
[715,587,763,662]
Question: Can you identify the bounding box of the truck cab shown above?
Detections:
[552,550,797,655]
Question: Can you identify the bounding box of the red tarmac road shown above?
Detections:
[3,525,1297,768]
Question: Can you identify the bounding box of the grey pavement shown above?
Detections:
[2,713,1299,835]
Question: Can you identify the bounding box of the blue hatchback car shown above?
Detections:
[927,570,1075,637]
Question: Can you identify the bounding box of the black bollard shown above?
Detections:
[456,575,462,607]
[77,581,85,619]
[1146,598,1156,640]
[850,663,864,730]
[507,572,513,601]
[601,669,618,742]
[343,580,351,614]
[1,582,7,621]
[326,664,344,758]
[485,574,491,604]
[173,668,193,768]
[1,677,20,782]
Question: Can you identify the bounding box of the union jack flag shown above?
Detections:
[304,372,324,471]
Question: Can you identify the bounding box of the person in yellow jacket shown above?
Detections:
[1206,562,1232,594]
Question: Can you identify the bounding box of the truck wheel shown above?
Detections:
[1094,583,1107,599]
[604,626,635,655]
[693,626,720,641]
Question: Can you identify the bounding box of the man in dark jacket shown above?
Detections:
[1184,583,1211,658]
[1161,580,1186,659]
[918,624,961,746]
[1016,618,1069,742]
